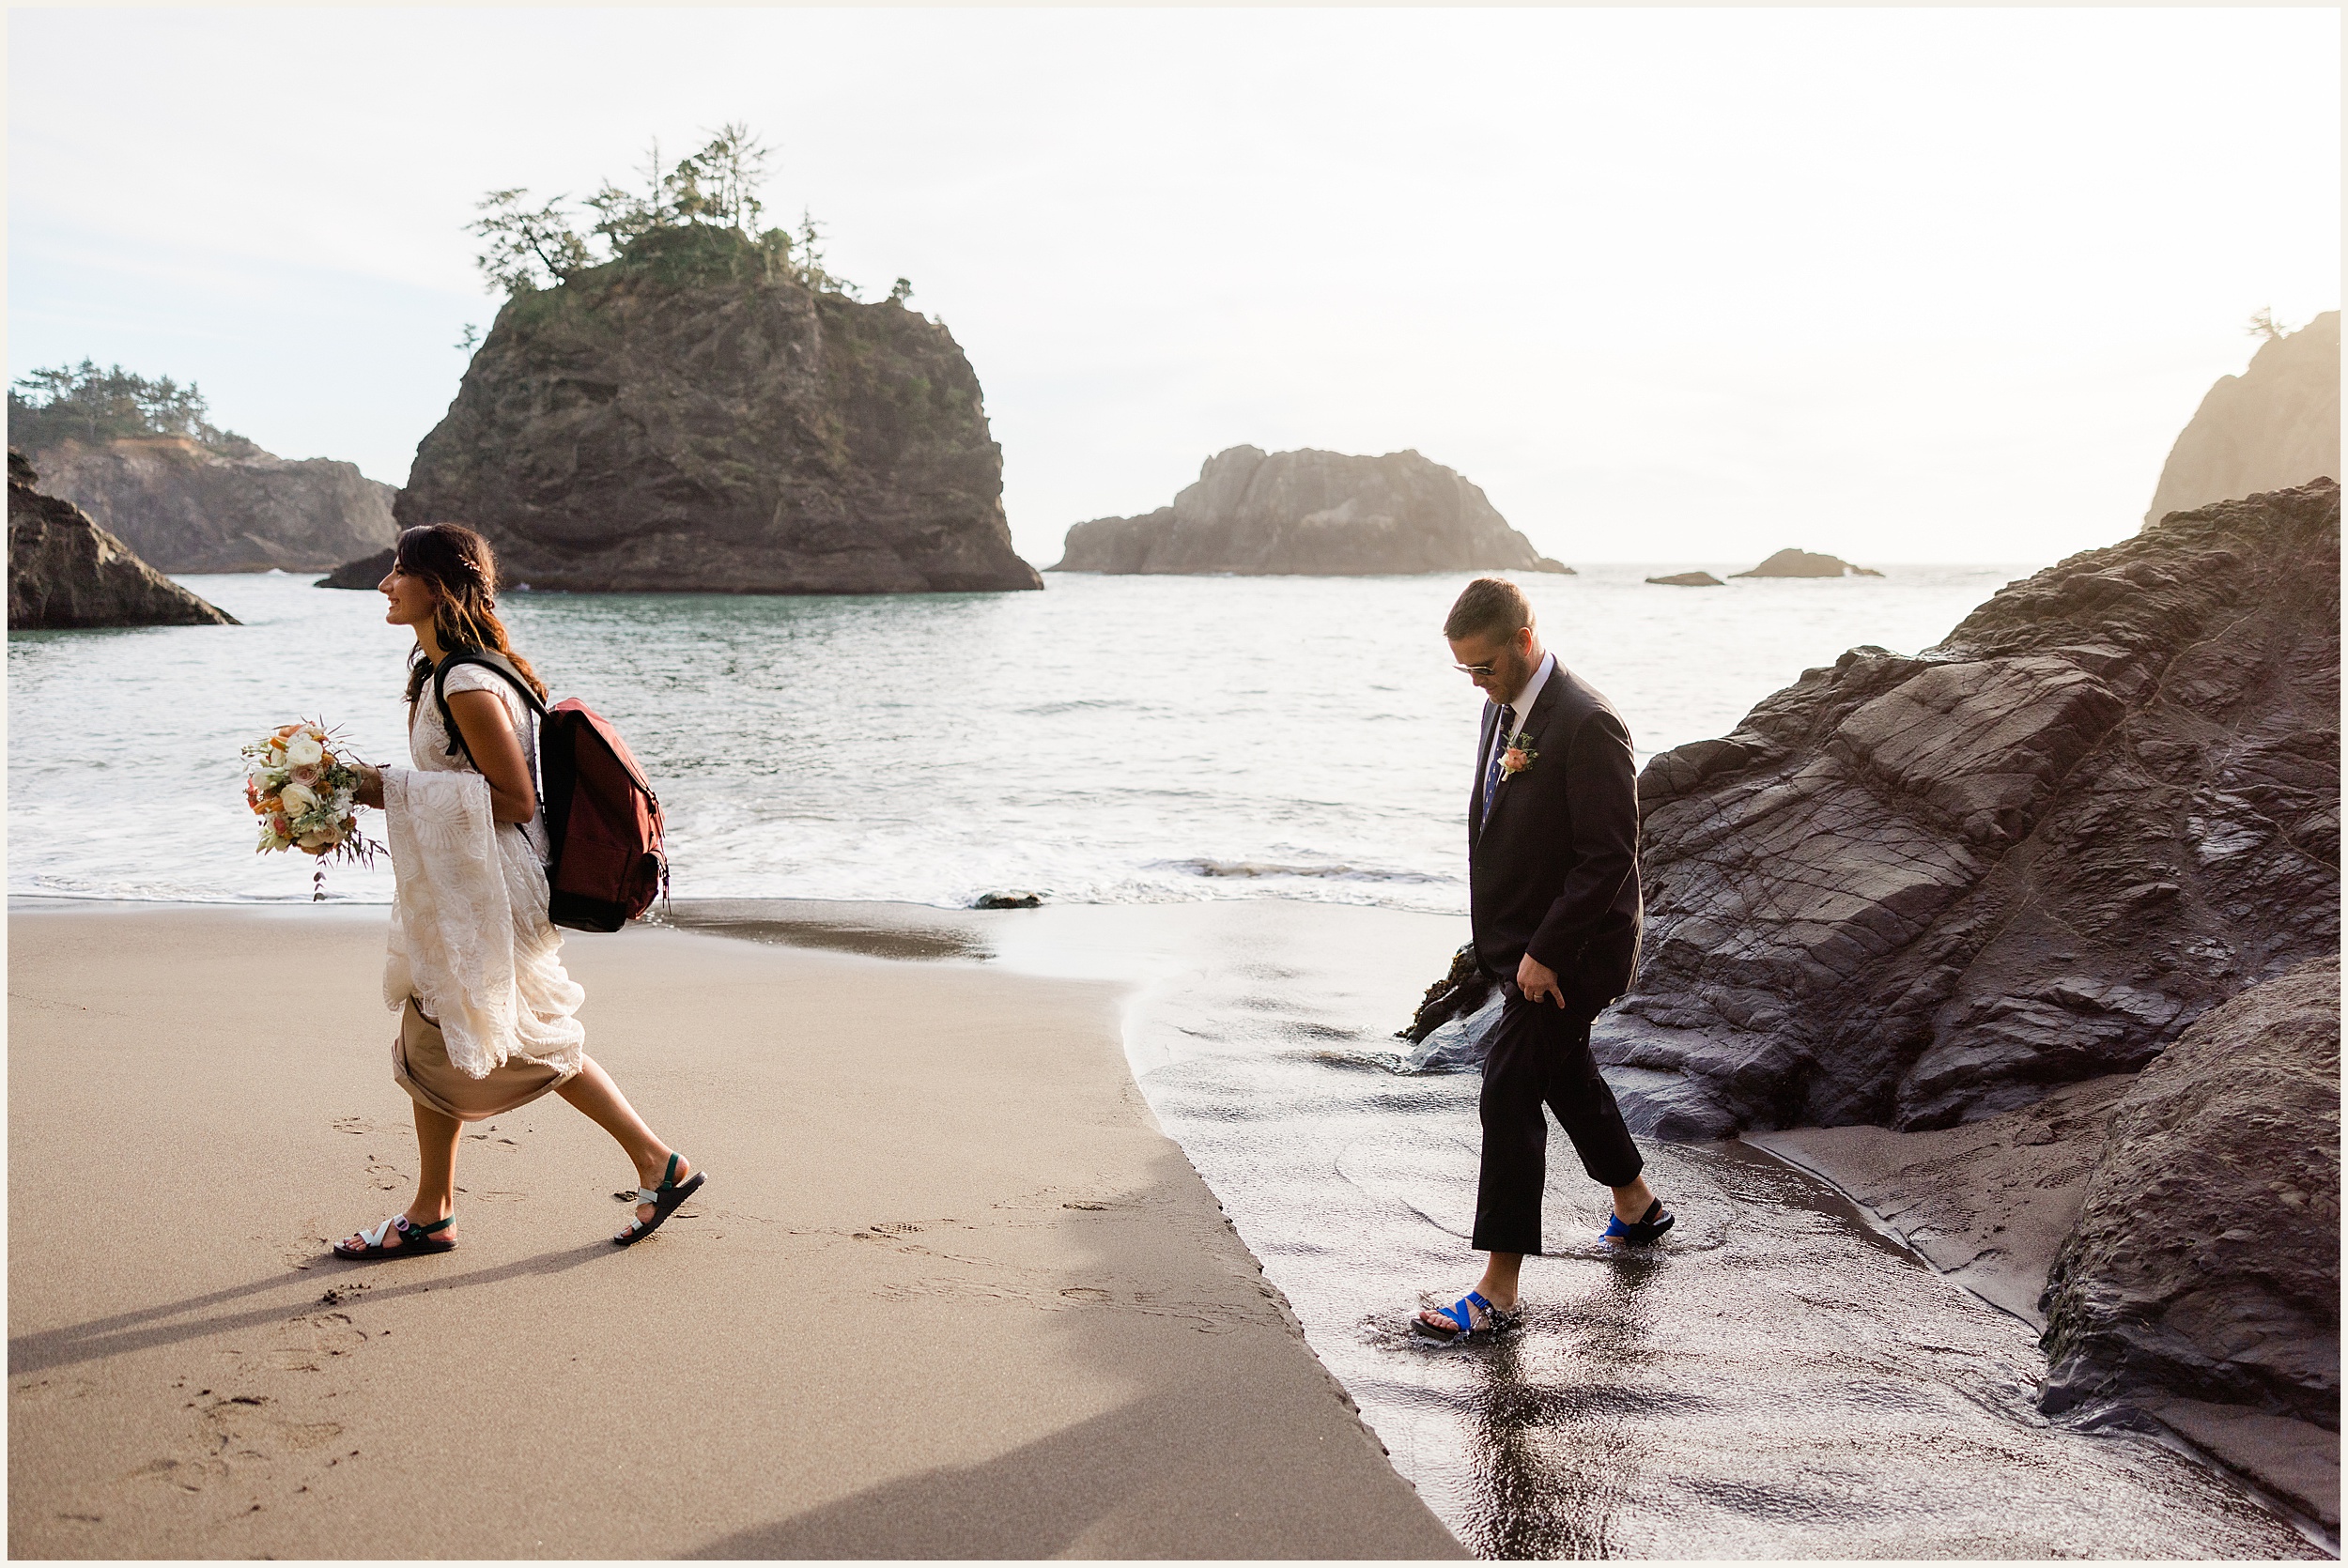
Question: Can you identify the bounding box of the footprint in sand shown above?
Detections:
[264,1310,370,1373]
[11,1376,96,1409]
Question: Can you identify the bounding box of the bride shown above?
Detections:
[335,522,702,1257]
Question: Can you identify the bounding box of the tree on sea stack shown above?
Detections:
[403,126,1040,594]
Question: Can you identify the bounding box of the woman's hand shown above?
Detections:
[445,689,537,825]
[354,763,386,810]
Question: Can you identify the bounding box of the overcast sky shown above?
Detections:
[8,8,2339,566]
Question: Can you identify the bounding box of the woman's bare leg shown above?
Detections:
[556,1056,687,1231]
[341,1099,461,1251]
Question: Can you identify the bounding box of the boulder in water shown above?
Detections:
[317,547,394,590]
[1730,548,1882,578]
[1052,446,1570,576]
[398,225,1040,594]
[8,451,237,629]
[1592,478,2339,1135]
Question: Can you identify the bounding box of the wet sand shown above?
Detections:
[1750,1089,2341,1534]
[6,903,1464,1559]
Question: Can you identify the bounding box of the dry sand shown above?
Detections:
[7,904,1465,1559]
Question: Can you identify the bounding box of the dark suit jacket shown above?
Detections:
[1468,659,1643,1013]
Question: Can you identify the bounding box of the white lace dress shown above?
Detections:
[380,657,586,1080]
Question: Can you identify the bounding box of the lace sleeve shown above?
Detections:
[440,661,539,741]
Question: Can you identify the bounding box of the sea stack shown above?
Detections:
[1051,446,1570,576]
[8,451,238,629]
[18,435,397,574]
[397,224,1040,594]
[2147,311,2340,526]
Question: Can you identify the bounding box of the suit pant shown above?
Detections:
[1471,989,1644,1254]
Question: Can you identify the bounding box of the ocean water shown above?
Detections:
[7,563,2034,908]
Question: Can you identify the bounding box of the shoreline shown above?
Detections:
[11,895,2327,1554]
[7,901,1464,1559]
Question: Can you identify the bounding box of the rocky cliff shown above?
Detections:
[397,224,1039,593]
[2146,312,2340,526]
[8,452,237,629]
[1052,446,1569,576]
[1592,478,2339,1139]
[22,436,397,574]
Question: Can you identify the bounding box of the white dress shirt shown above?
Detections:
[1483,649,1556,788]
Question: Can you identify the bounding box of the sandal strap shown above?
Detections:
[634,1188,660,1206]
[656,1152,681,1192]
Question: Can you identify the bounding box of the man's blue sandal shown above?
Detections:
[1601,1197,1675,1245]
[1414,1289,1519,1343]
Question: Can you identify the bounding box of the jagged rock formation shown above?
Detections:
[317,547,394,591]
[2039,959,2339,1436]
[21,436,396,574]
[398,225,1040,593]
[8,452,237,629]
[2147,312,2340,527]
[1590,479,2339,1138]
[1051,446,1569,576]
[1647,571,1724,587]
[1731,548,1882,578]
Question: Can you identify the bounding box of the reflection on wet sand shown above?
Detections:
[1460,1254,1661,1560]
[653,898,993,962]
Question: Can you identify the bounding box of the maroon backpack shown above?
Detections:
[432,653,670,931]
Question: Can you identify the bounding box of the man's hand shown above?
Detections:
[1515,952,1564,1007]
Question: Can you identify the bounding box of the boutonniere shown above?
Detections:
[1499,730,1537,779]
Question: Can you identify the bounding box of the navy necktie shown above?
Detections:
[1482,703,1517,821]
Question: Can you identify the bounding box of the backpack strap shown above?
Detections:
[431,653,550,799]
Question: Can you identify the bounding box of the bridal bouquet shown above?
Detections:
[241,722,378,892]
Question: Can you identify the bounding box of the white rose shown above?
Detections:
[280,781,318,816]
[284,735,324,768]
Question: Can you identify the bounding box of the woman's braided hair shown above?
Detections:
[394,524,548,704]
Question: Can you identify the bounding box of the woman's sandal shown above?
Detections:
[332,1213,456,1260]
[613,1153,705,1247]
[1413,1289,1520,1343]
[1601,1197,1676,1246]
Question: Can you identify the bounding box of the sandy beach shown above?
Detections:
[7,903,1464,1559]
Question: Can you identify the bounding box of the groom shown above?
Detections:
[1416,577,1672,1343]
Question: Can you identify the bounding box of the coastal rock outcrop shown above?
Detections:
[8,452,237,629]
[1051,446,1569,576]
[317,547,394,591]
[1647,571,1724,588]
[2147,312,2340,527]
[398,225,1040,593]
[1592,478,2340,1138]
[1731,548,1882,578]
[22,436,397,574]
[2038,959,2340,1433]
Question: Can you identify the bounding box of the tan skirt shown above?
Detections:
[392,997,578,1122]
